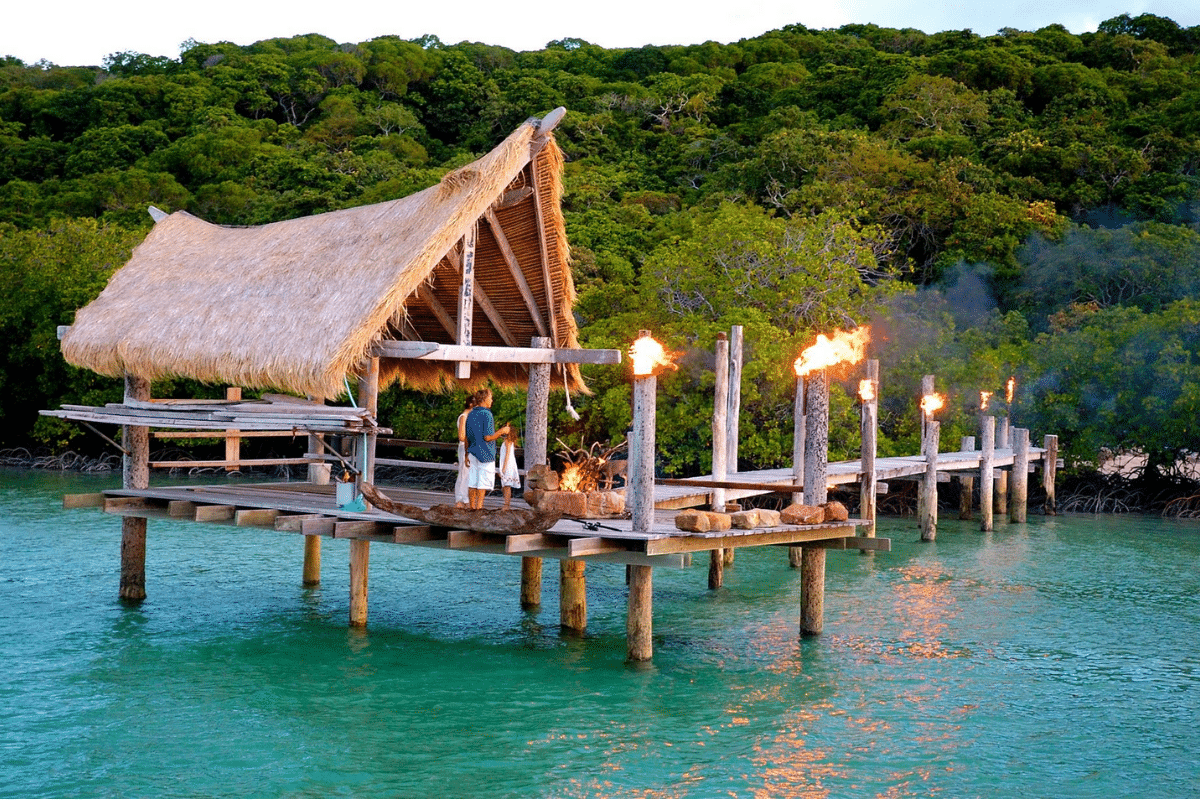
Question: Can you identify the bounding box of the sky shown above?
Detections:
[4,0,1200,67]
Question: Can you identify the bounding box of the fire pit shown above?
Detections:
[523,440,628,519]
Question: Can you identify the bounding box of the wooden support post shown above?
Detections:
[980,416,995,532]
[708,549,724,590]
[996,419,1009,516]
[958,435,976,520]
[631,344,657,534]
[790,375,805,569]
[727,325,742,474]
[224,386,241,471]
[456,223,477,380]
[1011,427,1030,523]
[1043,434,1059,516]
[521,557,543,608]
[560,559,587,633]
[358,357,379,491]
[712,333,728,514]
[627,564,653,661]
[303,535,321,586]
[349,539,370,627]
[804,370,829,506]
[920,374,935,438]
[800,546,825,636]
[120,374,150,602]
[859,359,879,541]
[921,419,940,541]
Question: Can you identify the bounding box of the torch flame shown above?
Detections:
[1006,377,1015,404]
[630,334,674,376]
[859,379,876,402]
[793,327,871,376]
[980,390,992,411]
[920,393,945,418]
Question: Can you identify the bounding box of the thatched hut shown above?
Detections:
[60,109,585,400]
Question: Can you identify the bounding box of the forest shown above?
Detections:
[2,13,1200,504]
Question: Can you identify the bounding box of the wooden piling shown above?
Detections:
[560,559,587,632]
[1011,427,1030,523]
[859,359,879,541]
[980,416,995,532]
[522,336,552,607]
[631,370,657,534]
[958,435,976,520]
[726,325,742,474]
[224,386,241,471]
[120,374,150,602]
[921,419,940,541]
[348,539,370,627]
[996,417,1009,515]
[710,334,729,588]
[804,370,829,506]
[800,546,825,636]
[791,375,806,507]
[627,565,653,661]
[302,535,321,586]
[917,375,935,523]
[520,557,542,608]
[1043,434,1059,516]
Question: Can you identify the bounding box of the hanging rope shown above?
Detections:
[562,364,580,420]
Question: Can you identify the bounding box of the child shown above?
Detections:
[498,424,521,509]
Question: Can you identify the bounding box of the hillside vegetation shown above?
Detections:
[2,14,1200,487]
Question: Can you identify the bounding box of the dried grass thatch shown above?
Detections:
[62,116,584,399]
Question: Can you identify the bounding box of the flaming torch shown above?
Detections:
[1005,377,1015,405]
[920,391,944,543]
[859,360,880,540]
[920,392,945,420]
[792,327,871,511]
[980,390,992,412]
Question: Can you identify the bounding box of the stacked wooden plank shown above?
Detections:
[40,395,390,435]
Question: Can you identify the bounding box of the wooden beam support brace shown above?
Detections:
[483,207,549,337]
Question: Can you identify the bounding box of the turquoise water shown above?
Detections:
[2,469,1199,798]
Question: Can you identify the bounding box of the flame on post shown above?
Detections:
[980,390,992,411]
[1006,377,1016,404]
[920,393,945,419]
[793,327,871,376]
[630,334,673,376]
[859,379,876,402]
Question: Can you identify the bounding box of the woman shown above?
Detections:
[454,396,475,508]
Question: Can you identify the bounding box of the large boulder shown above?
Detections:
[757,508,782,527]
[780,503,824,525]
[730,509,760,529]
[675,509,711,532]
[822,501,849,522]
[705,511,732,531]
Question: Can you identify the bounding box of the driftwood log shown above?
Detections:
[360,483,563,534]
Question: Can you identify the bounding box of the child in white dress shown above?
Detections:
[454,397,474,508]
[498,426,521,509]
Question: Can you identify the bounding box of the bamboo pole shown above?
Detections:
[560,559,587,633]
[349,539,369,627]
[1011,427,1030,523]
[120,374,150,602]
[726,325,742,474]
[800,546,825,636]
[710,334,729,587]
[921,419,940,541]
[627,564,653,661]
[859,359,879,541]
[1043,434,1059,516]
[980,416,995,532]
[522,336,552,608]
[958,436,976,520]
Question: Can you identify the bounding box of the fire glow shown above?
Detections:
[980,390,992,411]
[793,327,871,376]
[1006,377,1016,404]
[629,334,674,376]
[859,379,876,402]
[921,393,945,419]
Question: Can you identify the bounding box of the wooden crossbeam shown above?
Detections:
[529,161,557,346]
[415,283,458,339]
[195,504,236,522]
[505,533,561,553]
[567,536,623,556]
[393,525,437,543]
[236,508,280,527]
[448,529,493,549]
[373,341,621,365]
[484,207,549,337]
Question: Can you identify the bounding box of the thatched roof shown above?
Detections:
[61,113,584,399]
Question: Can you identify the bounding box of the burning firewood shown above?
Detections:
[555,437,628,493]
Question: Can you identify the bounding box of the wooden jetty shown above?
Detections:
[41,108,1056,663]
